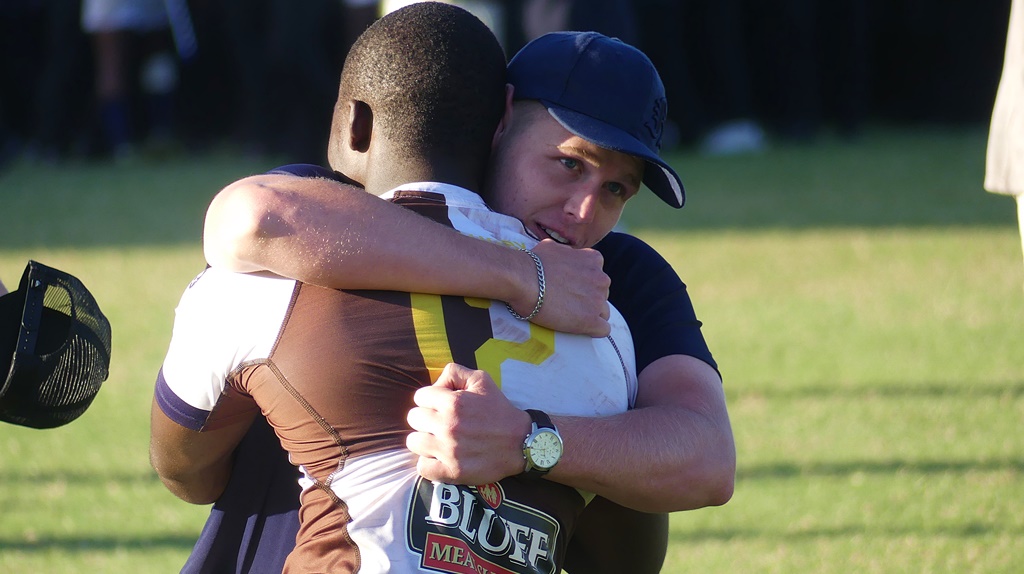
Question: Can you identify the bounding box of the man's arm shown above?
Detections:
[204,173,611,336]
[545,355,734,511]
[407,356,735,513]
[149,398,257,504]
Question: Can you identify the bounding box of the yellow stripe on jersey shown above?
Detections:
[411,294,556,388]
[409,293,455,383]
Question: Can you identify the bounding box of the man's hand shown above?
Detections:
[407,363,531,485]
[519,239,611,338]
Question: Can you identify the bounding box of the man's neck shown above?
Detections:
[364,156,482,197]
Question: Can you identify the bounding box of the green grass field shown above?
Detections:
[0,125,1021,573]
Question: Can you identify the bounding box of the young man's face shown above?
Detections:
[485,103,645,249]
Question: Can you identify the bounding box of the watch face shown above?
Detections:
[529,430,563,469]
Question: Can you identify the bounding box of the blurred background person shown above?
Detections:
[0,0,1013,168]
[81,0,180,161]
[986,0,1024,275]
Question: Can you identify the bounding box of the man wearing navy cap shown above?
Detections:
[183,24,734,574]
[503,31,684,210]
[403,31,733,573]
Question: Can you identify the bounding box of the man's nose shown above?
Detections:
[565,187,600,223]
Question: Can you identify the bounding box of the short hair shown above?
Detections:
[337,2,507,167]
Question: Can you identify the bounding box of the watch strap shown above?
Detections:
[525,408,554,431]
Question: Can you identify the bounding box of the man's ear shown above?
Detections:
[327,101,347,169]
[491,83,515,150]
[348,100,373,153]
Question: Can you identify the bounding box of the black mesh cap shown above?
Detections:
[0,261,112,429]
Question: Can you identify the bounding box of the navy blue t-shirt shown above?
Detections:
[180,166,717,573]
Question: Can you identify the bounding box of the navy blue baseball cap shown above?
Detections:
[508,31,685,209]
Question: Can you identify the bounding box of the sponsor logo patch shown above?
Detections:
[407,478,559,574]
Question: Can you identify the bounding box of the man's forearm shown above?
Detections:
[546,356,735,513]
[149,429,234,505]
[153,456,234,505]
[206,175,529,303]
[149,399,253,505]
[548,406,735,512]
[204,174,611,336]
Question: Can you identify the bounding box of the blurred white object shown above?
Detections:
[700,119,766,157]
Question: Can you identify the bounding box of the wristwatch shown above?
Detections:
[521,409,563,479]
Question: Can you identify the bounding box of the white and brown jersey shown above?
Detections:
[156,183,637,573]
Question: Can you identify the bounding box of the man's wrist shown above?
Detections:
[494,244,541,316]
[505,248,545,321]
[505,409,535,478]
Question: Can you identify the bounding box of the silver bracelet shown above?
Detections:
[505,247,545,321]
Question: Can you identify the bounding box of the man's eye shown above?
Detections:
[560,158,579,170]
[607,182,626,197]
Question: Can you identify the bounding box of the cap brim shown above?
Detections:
[0,290,24,399]
[545,105,685,208]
